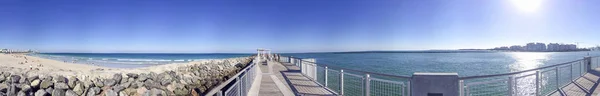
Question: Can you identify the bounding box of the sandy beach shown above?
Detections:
[0,53,246,79]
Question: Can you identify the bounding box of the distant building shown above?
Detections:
[547,43,560,51]
[509,45,523,51]
[525,43,546,51]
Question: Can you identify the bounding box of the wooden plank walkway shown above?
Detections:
[251,60,336,96]
[550,68,600,96]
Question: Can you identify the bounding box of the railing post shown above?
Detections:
[536,71,540,96]
[237,77,241,96]
[508,76,514,96]
[555,67,559,90]
[459,80,464,96]
[585,56,592,73]
[570,64,573,81]
[340,70,344,96]
[325,66,328,87]
[364,74,370,96]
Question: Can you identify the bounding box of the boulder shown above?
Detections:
[45,87,53,94]
[137,73,148,82]
[54,83,70,89]
[126,73,138,78]
[122,88,137,96]
[67,76,78,88]
[54,76,67,83]
[52,89,66,96]
[10,75,21,83]
[40,80,53,89]
[90,87,101,95]
[136,87,148,96]
[150,88,166,96]
[19,84,31,92]
[105,89,118,96]
[112,85,126,92]
[17,91,25,96]
[104,79,116,87]
[113,73,122,83]
[65,90,78,96]
[72,83,85,95]
[7,84,16,96]
[0,83,8,92]
[174,88,189,96]
[30,79,40,88]
[0,76,5,82]
[35,90,48,96]
[27,75,39,82]
[93,79,104,87]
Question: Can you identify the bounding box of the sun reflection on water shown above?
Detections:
[508,52,553,95]
[509,52,552,72]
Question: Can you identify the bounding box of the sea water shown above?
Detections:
[29,53,252,68]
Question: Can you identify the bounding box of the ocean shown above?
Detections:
[283,51,600,77]
[29,51,600,95]
[29,53,253,68]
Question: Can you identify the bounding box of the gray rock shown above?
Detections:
[55,83,69,89]
[72,83,85,95]
[120,81,131,88]
[10,75,21,83]
[54,76,67,83]
[27,75,39,82]
[18,75,27,83]
[112,85,126,92]
[150,88,165,96]
[35,90,48,96]
[174,88,189,96]
[83,80,94,89]
[90,87,101,94]
[17,91,25,96]
[67,77,77,88]
[126,73,138,78]
[104,79,116,87]
[3,72,11,78]
[19,84,31,92]
[105,89,118,96]
[128,78,135,83]
[40,80,53,89]
[137,73,148,82]
[30,79,40,88]
[52,89,66,96]
[144,79,159,89]
[0,76,5,82]
[45,87,53,94]
[0,83,8,92]
[113,73,122,83]
[7,84,16,96]
[94,79,104,87]
[65,90,77,96]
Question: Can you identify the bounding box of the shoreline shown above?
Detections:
[0,53,254,95]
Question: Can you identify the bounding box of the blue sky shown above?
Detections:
[1,0,599,53]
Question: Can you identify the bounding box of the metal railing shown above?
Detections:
[459,56,600,96]
[205,57,259,96]
[281,56,412,96]
[279,55,600,96]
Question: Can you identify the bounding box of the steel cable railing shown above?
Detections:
[459,56,598,96]
[281,56,412,96]
[279,55,600,96]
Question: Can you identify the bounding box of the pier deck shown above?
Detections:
[251,60,335,96]
[550,68,600,96]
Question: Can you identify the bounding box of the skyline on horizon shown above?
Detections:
[1,0,599,53]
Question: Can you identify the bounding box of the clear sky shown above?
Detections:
[1,0,599,53]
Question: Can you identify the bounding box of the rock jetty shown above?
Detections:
[0,57,253,96]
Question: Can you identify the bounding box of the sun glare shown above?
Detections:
[511,0,542,13]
